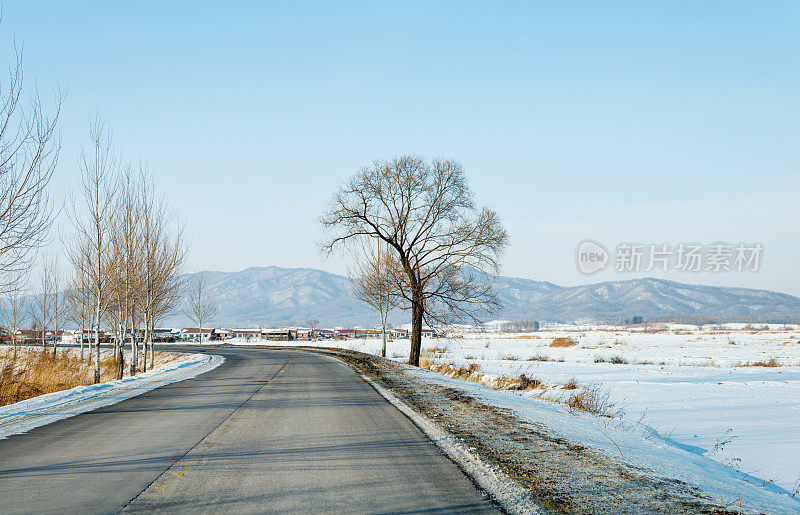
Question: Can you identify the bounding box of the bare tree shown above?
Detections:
[321,155,508,366]
[304,318,319,330]
[349,240,400,358]
[70,117,118,383]
[185,274,216,343]
[111,168,143,376]
[139,168,187,371]
[0,52,62,292]
[65,243,95,362]
[50,261,67,357]
[31,254,65,353]
[1,272,28,354]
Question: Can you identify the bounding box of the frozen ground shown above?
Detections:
[0,350,223,439]
[226,324,800,499]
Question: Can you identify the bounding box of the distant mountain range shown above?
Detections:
[162,266,800,327]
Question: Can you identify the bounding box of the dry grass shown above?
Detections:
[0,347,121,407]
[500,354,520,361]
[567,386,622,418]
[563,377,579,390]
[419,356,545,392]
[550,337,577,348]
[502,374,543,391]
[0,346,185,407]
[527,354,552,362]
[750,358,780,367]
[594,355,628,364]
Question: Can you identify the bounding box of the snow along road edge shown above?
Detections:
[0,353,224,439]
[360,373,542,515]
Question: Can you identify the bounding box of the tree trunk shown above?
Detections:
[380,312,387,358]
[150,320,155,365]
[93,298,101,384]
[409,297,423,367]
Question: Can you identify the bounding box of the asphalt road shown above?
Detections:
[0,347,498,514]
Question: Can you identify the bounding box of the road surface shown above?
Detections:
[0,347,498,514]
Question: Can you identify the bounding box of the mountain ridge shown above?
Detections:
[164,266,800,327]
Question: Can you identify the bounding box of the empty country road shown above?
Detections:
[0,347,498,514]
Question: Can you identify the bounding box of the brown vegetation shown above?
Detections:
[567,386,622,418]
[750,358,779,367]
[550,337,577,348]
[0,347,120,406]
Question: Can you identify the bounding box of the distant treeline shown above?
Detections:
[497,319,540,332]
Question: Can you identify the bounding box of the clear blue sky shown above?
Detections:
[3,2,799,294]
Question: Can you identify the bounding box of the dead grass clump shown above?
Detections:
[422,344,449,357]
[527,354,552,362]
[501,373,543,391]
[609,356,628,365]
[420,357,481,381]
[518,374,543,390]
[751,358,780,367]
[550,337,577,348]
[612,339,626,345]
[567,386,621,418]
[563,377,578,390]
[0,347,121,407]
[594,356,606,363]
[500,354,520,361]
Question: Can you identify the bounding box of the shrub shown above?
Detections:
[609,356,628,364]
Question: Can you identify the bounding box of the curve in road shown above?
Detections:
[0,347,498,514]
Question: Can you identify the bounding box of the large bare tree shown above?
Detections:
[0,52,62,292]
[185,274,216,343]
[348,240,400,358]
[321,155,508,366]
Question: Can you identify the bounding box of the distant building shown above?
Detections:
[261,329,293,341]
[231,329,262,339]
[181,328,214,340]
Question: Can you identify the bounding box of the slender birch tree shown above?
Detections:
[185,274,216,343]
[349,240,400,358]
[70,118,118,383]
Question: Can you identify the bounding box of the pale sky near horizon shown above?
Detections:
[3,2,799,294]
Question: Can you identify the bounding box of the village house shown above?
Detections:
[181,328,213,341]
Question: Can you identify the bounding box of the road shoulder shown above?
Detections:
[307,347,749,514]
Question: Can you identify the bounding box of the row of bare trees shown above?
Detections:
[66,120,187,382]
[322,155,508,366]
[0,46,185,383]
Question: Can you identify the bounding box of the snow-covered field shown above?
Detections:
[232,324,800,498]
